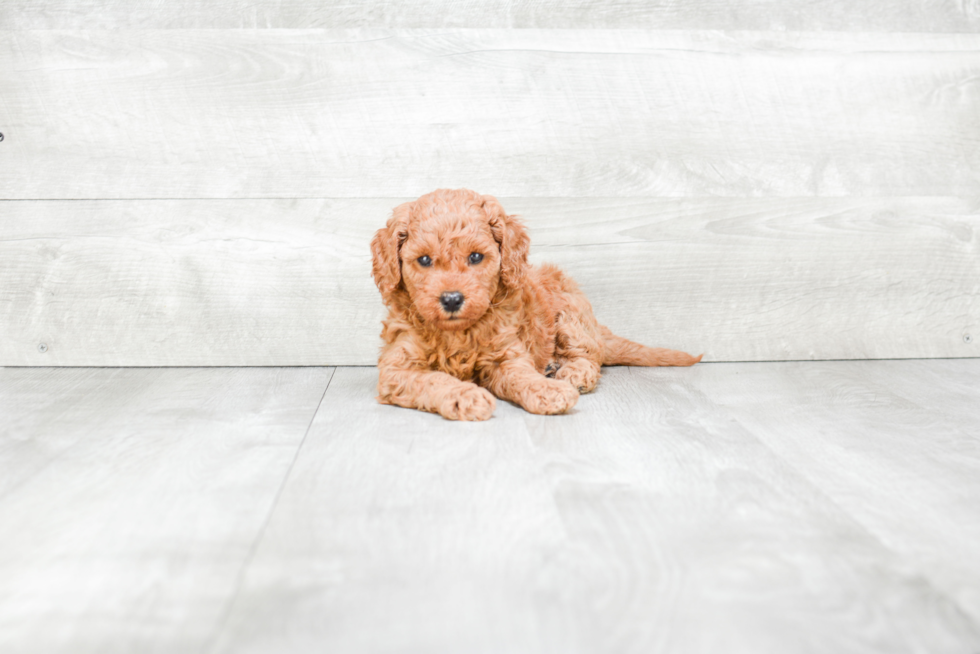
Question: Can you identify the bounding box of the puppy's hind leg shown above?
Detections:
[552,311,604,394]
[553,357,601,394]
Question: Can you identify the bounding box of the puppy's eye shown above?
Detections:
[468,252,484,265]
[417,255,432,267]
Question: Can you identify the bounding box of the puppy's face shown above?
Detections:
[371,189,529,332]
[399,210,502,331]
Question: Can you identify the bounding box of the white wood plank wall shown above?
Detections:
[0,5,978,365]
[3,1,979,30]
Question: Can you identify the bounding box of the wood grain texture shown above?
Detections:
[210,366,557,654]
[2,0,979,31]
[692,359,980,626]
[2,30,979,199]
[1,197,976,365]
[0,366,332,654]
[208,365,980,653]
[0,368,126,499]
[0,198,389,366]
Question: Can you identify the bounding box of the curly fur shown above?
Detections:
[370,188,702,421]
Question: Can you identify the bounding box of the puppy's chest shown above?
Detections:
[422,314,560,381]
[427,346,480,380]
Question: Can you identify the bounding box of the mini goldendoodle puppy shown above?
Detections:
[370,188,702,421]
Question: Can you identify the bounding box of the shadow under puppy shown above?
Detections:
[370,188,702,421]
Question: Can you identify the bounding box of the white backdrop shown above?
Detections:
[1,3,978,365]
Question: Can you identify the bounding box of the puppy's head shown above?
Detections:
[370,189,529,331]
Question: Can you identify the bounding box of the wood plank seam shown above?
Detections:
[201,366,336,654]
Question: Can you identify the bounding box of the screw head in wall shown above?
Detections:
[966,334,974,344]
[38,343,48,353]
[0,132,4,142]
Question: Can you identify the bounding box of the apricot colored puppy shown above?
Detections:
[370,188,701,421]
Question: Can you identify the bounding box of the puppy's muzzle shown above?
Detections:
[440,291,465,313]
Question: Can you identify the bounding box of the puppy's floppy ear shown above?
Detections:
[370,201,412,305]
[483,194,530,289]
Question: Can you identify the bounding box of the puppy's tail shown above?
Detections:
[600,326,703,367]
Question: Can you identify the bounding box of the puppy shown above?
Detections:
[370,188,702,421]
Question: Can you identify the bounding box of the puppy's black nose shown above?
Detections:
[440,291,465,313]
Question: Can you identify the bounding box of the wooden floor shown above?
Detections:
[1,360,979,653]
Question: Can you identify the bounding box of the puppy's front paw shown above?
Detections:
[439,382,496,421]
[522,378,579,415]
